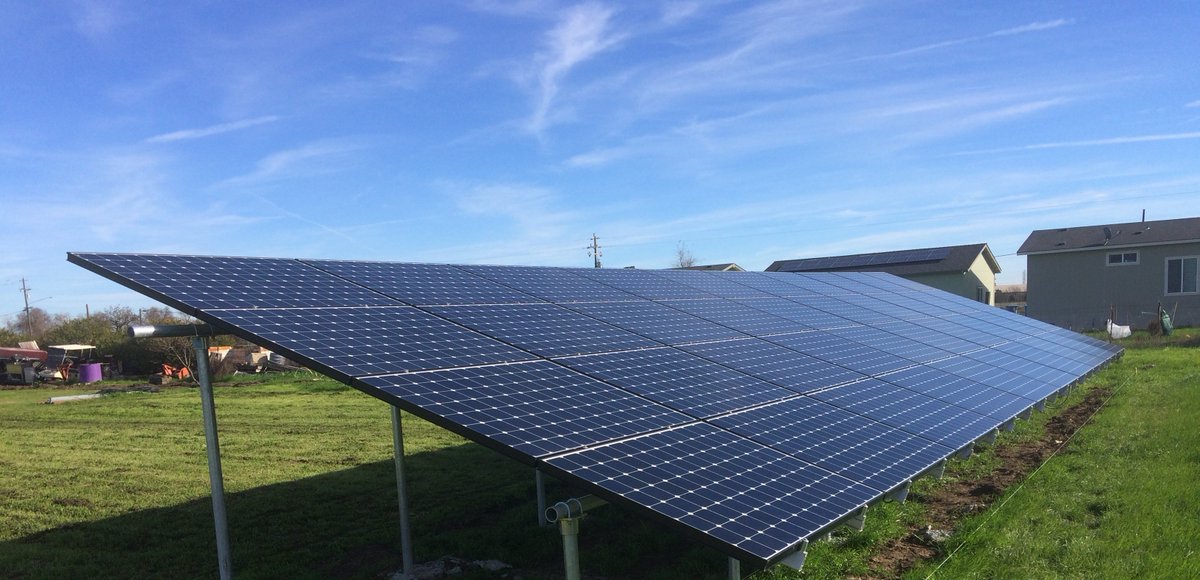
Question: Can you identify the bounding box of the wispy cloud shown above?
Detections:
[70,0,122,41]
[525,2,625,135]
[145,116,280,144]
[213,140,364,188]
[1186,100,1200,108]
[851,19,1072,62]
[955,131,1200,156]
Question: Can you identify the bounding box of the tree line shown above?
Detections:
[2,306,221,375]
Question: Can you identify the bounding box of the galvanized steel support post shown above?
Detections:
[536,469,548,527]
[728,556,741,579]
[391,407,415,579]
[192,335,233,580]
[559,517,582,580]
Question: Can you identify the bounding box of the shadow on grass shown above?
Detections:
[1,440,724,580]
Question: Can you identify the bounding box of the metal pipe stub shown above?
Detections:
[545,495,608,523]
[128,324,217,339]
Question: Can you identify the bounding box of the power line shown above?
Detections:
[586,233,603,268]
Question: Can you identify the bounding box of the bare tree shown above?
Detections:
[673,241,696,268]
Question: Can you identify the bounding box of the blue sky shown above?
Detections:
[2,0,1198,320]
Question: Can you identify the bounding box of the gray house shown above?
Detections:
[767,243,1001,305]
[1017,216,1200,330]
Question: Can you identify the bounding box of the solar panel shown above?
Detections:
[652,270,774,299]
[426,303,660,357]
[776,247,952,272]
[740,297,856,330]
[209,306,536,378]
[66,251,1123,571]
[712,396,954,494]
[460,265,640,303]
[879,365,1036,421]
[364,361,691,458]
[564,300,748,345]
[558,347,795,418]
[543,422,880,563]
[809,378,999,451]
[665,299,809,336]
[572,268,716,300]
[71,253,397,312]
[305,260,542,306]
[765,332,916,377]
[681,338,866,393]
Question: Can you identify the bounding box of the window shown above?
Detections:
[975,286,990,304]
[1107,251,1139,266]
[1166,257,1198,294]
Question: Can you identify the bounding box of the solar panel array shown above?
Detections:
[68,253,1122,569]
[778,247,953,272]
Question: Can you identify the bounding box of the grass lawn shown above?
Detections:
[0,330,1196,579]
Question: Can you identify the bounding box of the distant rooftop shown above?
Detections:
[671,263,745,272]
[1018,216,1200,255]
[767,243,999,276]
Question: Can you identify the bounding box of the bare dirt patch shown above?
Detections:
[861,386,1112,578]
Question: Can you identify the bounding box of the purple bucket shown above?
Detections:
[78,363,103,383]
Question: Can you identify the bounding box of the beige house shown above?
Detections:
[1017,216,1200,330]
[766,243,1001,305]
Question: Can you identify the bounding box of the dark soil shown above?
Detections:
[859,386,1113,578]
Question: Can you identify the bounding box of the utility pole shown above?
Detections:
[20,278,32,336]
[586,233,602,268]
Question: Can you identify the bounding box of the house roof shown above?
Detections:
[766,243,1000,276]
[672,263,745,272]
[1017,216,1200,255]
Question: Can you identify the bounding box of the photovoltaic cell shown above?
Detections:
[460,265,640,303]
[544,422,880,562]
[652,270,774,298]
[928,356,1053,400]
[713,396,954,493]
[742,297,856,330]
[681,338,866,393]
[573,268,716,300]
[426,303,660,357]
[827,326,953,365]
[71,253,396,311]
[719,272,822,297]
[879,365,1036,421]
[305,260,541,306]
[765,332,916,376]
[364,361,690,458]
[565,300,748,345]
[558,348,795,418]
[208,306,536,378]
[809,379,999,451]
[665,299,809,336]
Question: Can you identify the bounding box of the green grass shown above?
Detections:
[905,330,1200,579]
[1,330,1197,579]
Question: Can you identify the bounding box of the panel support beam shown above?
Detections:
[779,540,809,572]
[728,557,740,579]
[887,481,912,503]
[842,505,868,532]
[391,407,415,579]
[191,335,232,580]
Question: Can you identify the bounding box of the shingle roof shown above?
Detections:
[766,243,999,275]
[1017,216,1200,255]
[671,263,745,271]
